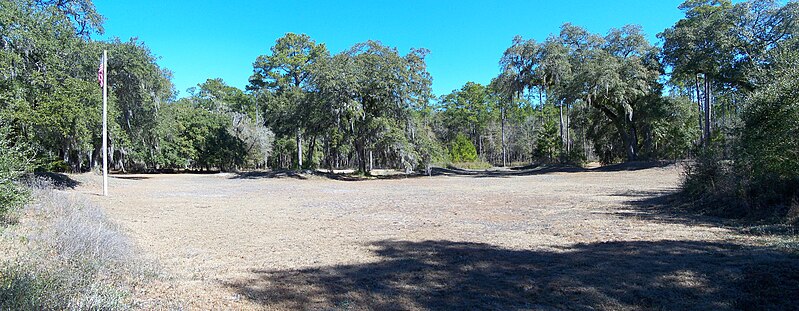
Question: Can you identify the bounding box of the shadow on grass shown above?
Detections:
[431,165,586,178]
[111,175,151,180]
[32,172,80,189]
[434,161,676,178]
[225,239,799,310]
[230,161,677,181]
[608,189,733,228]
[232,170,426,182]
[618,189,799,238]
[233,170,309,180]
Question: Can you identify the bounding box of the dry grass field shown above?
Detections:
[70,164,799,310]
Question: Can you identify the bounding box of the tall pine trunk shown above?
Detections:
[704,77,712,146]
[695,75,704,145]
[501,104,507,167]
[296,129,303,169]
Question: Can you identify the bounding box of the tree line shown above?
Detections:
[2,0,798,215]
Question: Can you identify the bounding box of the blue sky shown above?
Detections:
[93,1,686,98]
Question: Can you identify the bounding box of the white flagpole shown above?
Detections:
[102,50,108,196]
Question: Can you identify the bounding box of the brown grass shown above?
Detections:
[68,165,799,310]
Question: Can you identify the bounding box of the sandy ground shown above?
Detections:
[71,165,799,310]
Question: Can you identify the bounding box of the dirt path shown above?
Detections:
[73,166,798,310]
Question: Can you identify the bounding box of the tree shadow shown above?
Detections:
[233,170,309,180]
[229,161,677,181]
[608,189,734,228]
[431,161,676,178]
[225,239,798,310]
[31,172,80,189]
[430,165,586,178]
[592,161,676,172]
[231,170,428,182]
[619,189,799,237]
[111,175,151,180]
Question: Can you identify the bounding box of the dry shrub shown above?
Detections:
[0,178,158,310]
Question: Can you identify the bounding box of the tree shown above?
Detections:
[671,0,799,217]
[249,33,329,169]
[158,80,273,171]
[341,41,434,173]
[565,25,663,161]
[104,38,175,171]
[438,82,492,158]
[660,0,735,146]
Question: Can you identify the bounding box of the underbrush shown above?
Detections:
[0,178,159,310]
[682,148,799,225]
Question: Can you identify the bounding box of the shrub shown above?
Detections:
[0,124,31,220]
[449,134,477,163]
[563,147,587,167]
[682,145,748,217]
[677,37,799,222]
[682,61,799,221]
[736,70,799,214]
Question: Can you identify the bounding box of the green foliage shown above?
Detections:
[270,137,297,169]
[533,115,561,163]
[156,79,272,172]
[735,46,799,212]
[252,36,437,173]
[644,96,700,160]
[677,0,799,220]
[1,0,176,172]
[0,124,31,218]
[449,134,478,163]
[2,0,795,184]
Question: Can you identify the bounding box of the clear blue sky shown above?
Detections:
[93,1,686,98]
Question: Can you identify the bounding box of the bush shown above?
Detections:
[682,146,748,217]
[563,147,587,167]
[682,68,799,221]
[0,124,31,220]
[736,70,799,214]
[449,134,477,163]
[681,44,799,223]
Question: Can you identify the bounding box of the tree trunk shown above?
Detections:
[629,123,638,161]
[704,77,712,146]
[565,104,570,154]
[501,105,507,167]
[296,129,303,169]
[559,102,565,157]
[539,86,545,124]
[325,136,333,173]
[695,75,704,145]
[356,142,367,173]
[478,135,483,159]
[306,135,316,169]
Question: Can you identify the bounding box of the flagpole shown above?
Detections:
[102,50,108,196]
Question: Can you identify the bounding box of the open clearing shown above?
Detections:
[72,165,798,310]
